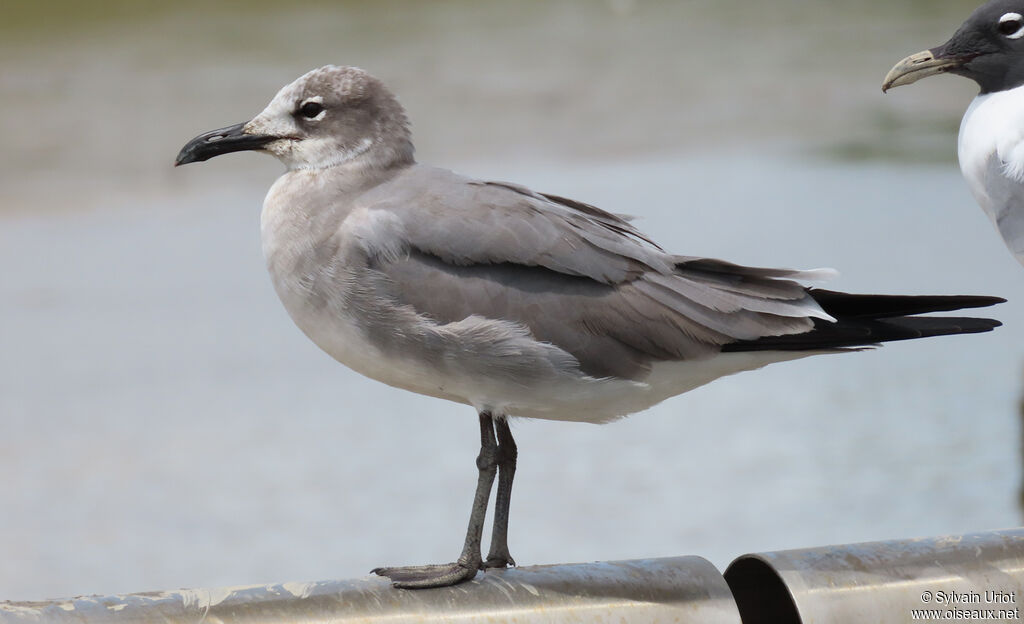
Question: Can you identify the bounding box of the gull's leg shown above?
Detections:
[372,412,499,589]
[484,416,517,569]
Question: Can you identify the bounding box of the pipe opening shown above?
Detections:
[724,556,801,624]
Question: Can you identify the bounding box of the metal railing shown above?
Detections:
[2,528,1022,623]
[0,556,741,623]
[726,528,1024,624]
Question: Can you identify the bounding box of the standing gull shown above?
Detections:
[884,0,1024,267]
[176,65,1003,589]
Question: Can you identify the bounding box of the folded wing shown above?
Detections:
[353,166,847,380]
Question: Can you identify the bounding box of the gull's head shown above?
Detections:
[884,0,1024,94]
[175,65,414,170]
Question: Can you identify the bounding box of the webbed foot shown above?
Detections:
[372,560,480,589]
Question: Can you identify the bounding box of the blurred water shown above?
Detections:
[2,0,1022,601]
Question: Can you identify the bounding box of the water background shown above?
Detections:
[2,0,1023,600]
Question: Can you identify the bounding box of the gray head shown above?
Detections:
[884,0,1024,94]
[175,65,414,170]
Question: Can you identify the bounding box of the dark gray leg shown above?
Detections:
[372,412,499,589]
[484,417,517,569]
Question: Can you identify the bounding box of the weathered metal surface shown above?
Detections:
[725,528,1024,624]
[0,556,741,623]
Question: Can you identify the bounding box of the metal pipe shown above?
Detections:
[0,556,742,623]
[7,529,1022,622]
[724,528,1024,624]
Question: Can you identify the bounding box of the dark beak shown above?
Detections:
[882,43,971,92]
[174,122,276,166]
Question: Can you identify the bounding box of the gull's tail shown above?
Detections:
[721,289,1004,352]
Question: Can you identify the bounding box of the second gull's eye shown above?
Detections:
[998,12,1024,38]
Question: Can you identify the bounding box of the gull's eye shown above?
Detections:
[998,12,1024,38]
[298,101,325,119]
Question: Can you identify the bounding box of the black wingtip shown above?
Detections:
[809,289,1006,319]
[723,290,1005,353]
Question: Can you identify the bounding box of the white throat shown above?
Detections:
[288,136,376,171]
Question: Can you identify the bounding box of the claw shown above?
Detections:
[483,554,515,569]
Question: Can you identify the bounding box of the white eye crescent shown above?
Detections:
[297,96,326,120]
[998,12,1024,39]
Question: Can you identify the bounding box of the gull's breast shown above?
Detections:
[958,87,1024,264]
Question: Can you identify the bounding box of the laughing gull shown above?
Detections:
[176,65,1003,589]
[884,0,1024,266]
